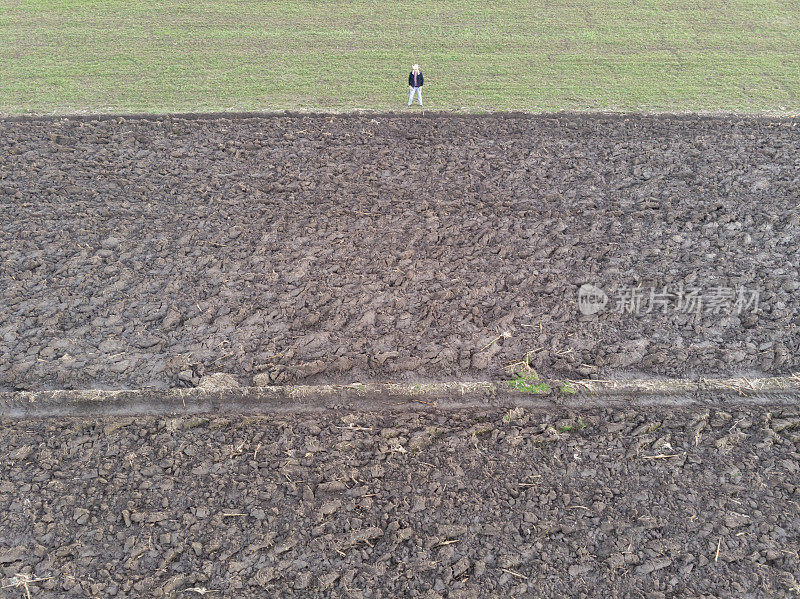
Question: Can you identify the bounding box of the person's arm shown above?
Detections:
[408,72,413,87]
[419,73,423,86]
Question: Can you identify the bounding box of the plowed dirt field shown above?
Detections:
[1,113,798,391]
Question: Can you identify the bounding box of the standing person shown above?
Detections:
[408,64,423,107]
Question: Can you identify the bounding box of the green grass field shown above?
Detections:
[1,0,799,115]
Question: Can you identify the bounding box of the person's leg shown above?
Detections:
[417,87,423,106]
[408,87,415,106]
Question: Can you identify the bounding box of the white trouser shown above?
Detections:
[408,87,423,106]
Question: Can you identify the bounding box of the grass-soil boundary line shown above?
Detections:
[1,110,798,125]
[1,375,799,418]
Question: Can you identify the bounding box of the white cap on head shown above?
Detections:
[412,64,419,70]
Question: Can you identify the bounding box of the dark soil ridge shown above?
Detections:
[2,109,798,124]
[2,113,799,391]
[1,375,799,418]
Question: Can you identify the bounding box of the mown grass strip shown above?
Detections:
[1,0,798,114]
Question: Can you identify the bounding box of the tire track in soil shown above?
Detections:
[2,376,800,418]
[0,113,798,392]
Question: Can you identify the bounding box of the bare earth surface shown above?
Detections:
[0,405,799,597]
[1,113,799,392]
